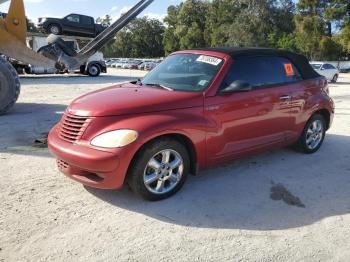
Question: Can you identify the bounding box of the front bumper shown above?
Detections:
[48,125,135,189]
[36,24,46,33]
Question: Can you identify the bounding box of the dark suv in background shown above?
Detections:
[37,14,108,37]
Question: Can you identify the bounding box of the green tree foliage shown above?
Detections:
[165,0,296,50]
[163,5,181,54]
[163,0,209,53]
[294,14,325,59]
[96,15,114,57]
[204,0,241,46]
[323,0,350,29]
[336,26,350,54]
[108,17,165,58]
[127,17,165,57]
[325,1,350,55]
[319,36,343,60]
[96,15,112,26]
[294,0,349,59]
[27,19,39,33]
[114,31,133,57]
[224,1,272,47]
[101,0,349,60]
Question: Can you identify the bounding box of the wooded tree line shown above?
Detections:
[104,0,350,60]
[100,15,165,58]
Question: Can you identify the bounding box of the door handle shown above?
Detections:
[280,95,291,101]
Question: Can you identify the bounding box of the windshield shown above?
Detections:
[141,54,224,92]
[311,64,322,70]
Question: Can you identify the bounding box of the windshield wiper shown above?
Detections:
[136,78,142,86]
[143,83,173,91]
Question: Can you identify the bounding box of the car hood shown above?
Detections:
[38,17,59,19]
[67,83,203,117]
[38,17,60,22]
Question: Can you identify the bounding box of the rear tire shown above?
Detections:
[0,57,21,115]
[127,138,190,201]
[87,64,101,77]
[331,74,338,83]
[296,114,326,154]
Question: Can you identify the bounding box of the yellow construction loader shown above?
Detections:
[0,0,153,115]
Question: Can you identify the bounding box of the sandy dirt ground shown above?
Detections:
[0,69,350,262]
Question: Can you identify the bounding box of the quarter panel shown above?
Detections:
[289,78,334,141]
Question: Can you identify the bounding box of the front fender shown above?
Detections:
[82,107,208,168]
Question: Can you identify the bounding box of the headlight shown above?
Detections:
[90,129,138,148]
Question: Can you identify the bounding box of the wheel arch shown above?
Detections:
[47,23,62,33]
[88,61,101,68]
[129,133,198,177]
[313,108,331,130]
[87,61,104,72]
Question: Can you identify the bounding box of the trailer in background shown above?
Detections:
[0,0,154,114]
[9,33,106,76]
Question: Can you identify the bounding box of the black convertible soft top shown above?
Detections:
[195,47,320,80]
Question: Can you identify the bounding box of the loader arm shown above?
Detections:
[0,0,56,67]
[48,0,154,70]
[0,0,155,115]
[0,0,154,70]
[79,0,154,56]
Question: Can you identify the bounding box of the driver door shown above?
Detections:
[63,14,82,34]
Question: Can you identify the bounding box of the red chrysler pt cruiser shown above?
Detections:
[48,48,334,200]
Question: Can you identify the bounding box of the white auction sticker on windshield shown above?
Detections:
[196,55,222,66]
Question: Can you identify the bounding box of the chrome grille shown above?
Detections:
[59,113,92,143]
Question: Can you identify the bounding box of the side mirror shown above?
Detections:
[221,80,252,94]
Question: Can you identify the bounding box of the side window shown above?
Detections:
[81,16,93,25]
[66,15,80,23]
[64,41,76,51]
[221,56,301,90]
[322,64,334,70]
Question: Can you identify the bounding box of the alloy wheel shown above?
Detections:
[306,119,324,150]
[143,149,184,195]
[50,26,59,35]
[88,65,99,76]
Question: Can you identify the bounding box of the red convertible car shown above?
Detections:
[48,48,334,200]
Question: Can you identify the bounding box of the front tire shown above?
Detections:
[297,114,326,154]
[0,57,21,115]
[128,138,190,201]
[48,24,62,35]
